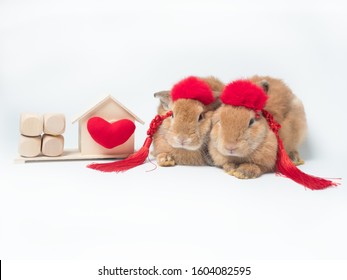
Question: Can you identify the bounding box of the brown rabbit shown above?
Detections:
[209,76,307,179]
[152,76,224,166]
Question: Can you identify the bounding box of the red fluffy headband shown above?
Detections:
[221,79,267,111]
[171,76,214,105]
[87,76,214,172]
[220,79,338,190]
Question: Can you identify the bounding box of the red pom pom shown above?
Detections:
[171,76,214,105]
[221,80,268,111]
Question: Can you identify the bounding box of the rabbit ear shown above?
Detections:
[259,80,270,93]
[206,97,222,111]
[154,90,171,110]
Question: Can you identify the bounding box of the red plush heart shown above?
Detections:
[87,117,135,149]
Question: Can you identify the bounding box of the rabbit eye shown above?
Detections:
[198,113,204,122]
[249,118,255,127]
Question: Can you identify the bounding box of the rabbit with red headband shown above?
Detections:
[209,76,337,190]
[152,76,224,167]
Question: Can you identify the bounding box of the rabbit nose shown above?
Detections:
[175,136,192,146]
[225,144,238,154]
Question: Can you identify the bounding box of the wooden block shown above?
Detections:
[20,113,43,136]
[19,135,41,157]
[41,134,64,157]
[43,113,65,135]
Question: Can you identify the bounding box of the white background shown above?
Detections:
[1,0,346,269]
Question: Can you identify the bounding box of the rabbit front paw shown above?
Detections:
[157,153,176,167]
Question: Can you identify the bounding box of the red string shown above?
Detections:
[147,111,173,137]
[145,155,158,172]
[262,109,281,134]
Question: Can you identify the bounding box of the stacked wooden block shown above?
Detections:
[19,113,66,157]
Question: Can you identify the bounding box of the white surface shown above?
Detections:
[0,0,346,260]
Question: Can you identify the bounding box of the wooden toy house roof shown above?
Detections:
[72,95,145,124]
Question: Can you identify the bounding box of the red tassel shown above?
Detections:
[262,110,339,190]
[87,111,173,172]
[87,137,153,172]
